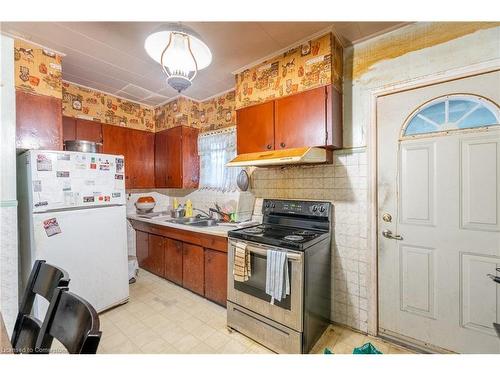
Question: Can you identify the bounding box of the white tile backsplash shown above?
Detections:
[127,189,255,222]
[248,148,369,333]
[126,191,170,214]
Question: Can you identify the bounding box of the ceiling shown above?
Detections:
[1,22,406,106]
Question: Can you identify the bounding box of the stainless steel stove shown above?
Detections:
[226,199,332,354]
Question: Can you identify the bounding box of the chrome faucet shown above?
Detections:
[193,208,213,219]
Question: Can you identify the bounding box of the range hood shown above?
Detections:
[226,147,328,167]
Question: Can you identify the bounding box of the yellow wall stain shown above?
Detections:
[349,22,500,80]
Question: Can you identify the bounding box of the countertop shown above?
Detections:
[127,213,233,238]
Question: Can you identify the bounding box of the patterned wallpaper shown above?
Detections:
[14,32,340,132]
[235,33,343,109]
[62,82,155,132]
[14,39,63,98]
[199,90,236,131]
[155,90,236,133]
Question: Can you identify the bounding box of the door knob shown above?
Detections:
[382,229,403,240]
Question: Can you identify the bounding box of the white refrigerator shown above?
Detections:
[17,149,129,318]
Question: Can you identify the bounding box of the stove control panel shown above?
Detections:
[262,199,330,217]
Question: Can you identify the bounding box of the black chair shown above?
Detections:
[36,287,102,354]
[11,260,70,353]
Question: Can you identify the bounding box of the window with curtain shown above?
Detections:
[198,127,241,191]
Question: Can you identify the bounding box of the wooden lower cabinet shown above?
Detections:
[182,244,205,296]
[146,234,165,277]
[164,238,183,285]
[136,231,149,267]
[131,220,228,307]
[204,249,228,306]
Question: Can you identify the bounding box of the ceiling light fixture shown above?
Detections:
[144,23,212,93]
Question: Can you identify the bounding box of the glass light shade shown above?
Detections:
[144,25,212,70]
[161,33,197,76]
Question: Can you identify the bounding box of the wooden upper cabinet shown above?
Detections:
[102,124,129,185]
[326,85,343,149]
[75,119,102,143]
[102,124,127,156]
[236,101,274,154]
[235,85,342,154]
[181,127,200,188]
[154,128,167,187]
[204,249,227,307]
[155,126,199,189]
[165,127,182,187]
[274,86,327,149]
[16,91,63,150]
[62,116,77,143]
[126,129,155,189]
[62,116,103,144]
[102,125,154,189]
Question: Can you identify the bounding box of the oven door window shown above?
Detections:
[234,251,292,310]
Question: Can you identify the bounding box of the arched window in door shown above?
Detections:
[402,94,500,137]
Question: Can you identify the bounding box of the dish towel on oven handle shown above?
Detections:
[233,242,251,282]
[265,249,290,305]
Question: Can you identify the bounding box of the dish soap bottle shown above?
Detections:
[185,199,193,217]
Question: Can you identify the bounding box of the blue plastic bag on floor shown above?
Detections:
[352,342,382,354]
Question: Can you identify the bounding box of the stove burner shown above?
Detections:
[243,226,264,234]
[293,230,316,237]
[284,235,304,242]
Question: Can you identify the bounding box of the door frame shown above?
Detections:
[366,58,500,337]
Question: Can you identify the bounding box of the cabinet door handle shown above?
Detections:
[266,144,272,150]
[280,142,286,148]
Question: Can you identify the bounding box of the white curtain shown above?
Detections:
[198,127,240,191]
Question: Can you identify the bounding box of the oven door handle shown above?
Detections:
[244,245,302,262]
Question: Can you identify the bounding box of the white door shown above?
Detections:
[377,70,500,353]
[31,205,129,318]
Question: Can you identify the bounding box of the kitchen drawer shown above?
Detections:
[227,301,302,354]
[201,235,228,253]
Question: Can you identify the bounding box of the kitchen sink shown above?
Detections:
[170,217,207,224]
[186,219,219,227]
[151,216,217,226]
